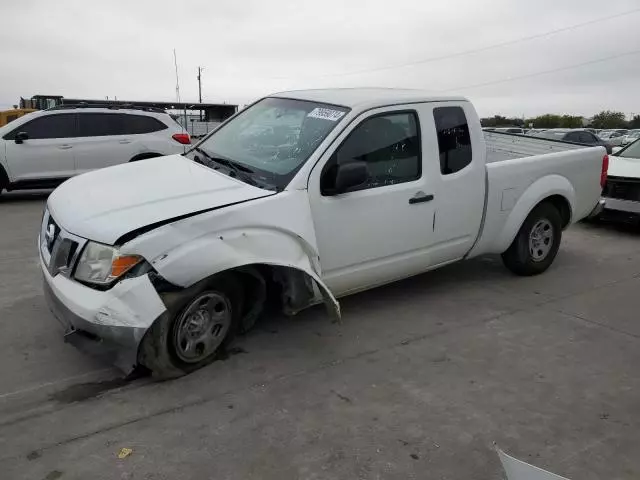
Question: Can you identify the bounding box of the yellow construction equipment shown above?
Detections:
[0,108,36,127]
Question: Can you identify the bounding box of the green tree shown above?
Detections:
[629,115,640,129]
[590,111,627,129]
[480,115,508,127]
[526,114,562,128]
[559,115,584,128]
[481,115,523,128]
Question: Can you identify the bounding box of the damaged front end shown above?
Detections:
[42,269,167,374]
[271,264,341,323]
[41,189,341,375]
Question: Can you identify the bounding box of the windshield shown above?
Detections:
[617,138,640,159]
[192,97,349,190]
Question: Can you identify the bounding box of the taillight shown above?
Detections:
[172,133,191,145]
[601,154,609,188]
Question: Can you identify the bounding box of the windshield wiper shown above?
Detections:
[193,147,262,187]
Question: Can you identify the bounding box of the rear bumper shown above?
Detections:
[41,257,166,373]
[603,196,640,215]
[586,198,606,219]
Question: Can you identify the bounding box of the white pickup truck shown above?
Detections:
[40,88,607,377]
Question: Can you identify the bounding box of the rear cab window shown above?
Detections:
[433,106,472,174]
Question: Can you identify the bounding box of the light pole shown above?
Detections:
[197,66,203,121]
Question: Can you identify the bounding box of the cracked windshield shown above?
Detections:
[192,98,349,190]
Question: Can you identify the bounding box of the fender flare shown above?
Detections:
[495,174,575,253]
[139,227,340,322]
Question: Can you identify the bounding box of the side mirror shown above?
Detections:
[334,161,368,194]
[14,132,29,144]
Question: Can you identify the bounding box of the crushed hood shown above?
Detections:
[48,155,274,245]
[608,154,640,179]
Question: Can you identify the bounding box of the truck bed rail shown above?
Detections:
[484,131,586,163]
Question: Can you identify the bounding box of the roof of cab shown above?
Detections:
[270,88,468,110]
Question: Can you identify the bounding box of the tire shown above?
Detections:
[501,202,562,276]
[138,274,244,379]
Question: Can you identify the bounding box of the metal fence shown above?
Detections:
[175,120,222,138]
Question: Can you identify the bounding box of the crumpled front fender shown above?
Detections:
[139,227,340,322]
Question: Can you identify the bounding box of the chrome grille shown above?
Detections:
[44,215,60,253]
[40,209,87,278]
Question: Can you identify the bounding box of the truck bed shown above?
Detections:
[469,133,606,258]
[484,131,585,163]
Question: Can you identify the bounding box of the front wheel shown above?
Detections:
[501,202,562,276]
[139,275,243,378]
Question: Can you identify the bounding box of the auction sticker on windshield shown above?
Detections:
[307,108,346,122]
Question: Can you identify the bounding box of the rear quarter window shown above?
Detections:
[122,114,168,134]
[433,106,472,174]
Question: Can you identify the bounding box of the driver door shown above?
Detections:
[307,105,438,296]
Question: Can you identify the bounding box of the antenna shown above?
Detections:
[173,49,188,133]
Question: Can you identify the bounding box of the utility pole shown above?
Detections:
[197,66,203,121]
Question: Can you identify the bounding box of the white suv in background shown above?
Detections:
[0,105,190,194]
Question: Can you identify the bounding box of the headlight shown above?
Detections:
[74,242,142,286]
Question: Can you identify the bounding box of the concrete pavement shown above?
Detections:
[1,191,639,479]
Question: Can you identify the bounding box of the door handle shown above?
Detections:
[58,145,72,150]
[409,192,434,204]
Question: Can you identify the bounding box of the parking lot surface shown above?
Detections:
[1,191,639,480]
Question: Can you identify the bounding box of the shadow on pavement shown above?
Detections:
[580,218,640,236]
[0,190,52,203]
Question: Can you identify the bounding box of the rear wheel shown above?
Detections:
[501,202,562,276]
[139,274,243,378]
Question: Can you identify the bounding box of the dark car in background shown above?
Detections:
[530,128,612,154]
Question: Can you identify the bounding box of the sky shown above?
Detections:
[1,0,639,118]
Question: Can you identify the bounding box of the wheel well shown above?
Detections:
[129,152,163,162]
[228,264,317,320]
[154,264,317,334]
[0,165,8,189]
[542,195,571,228]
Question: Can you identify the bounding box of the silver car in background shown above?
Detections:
[621,129,640,146]
[599,129,629,147]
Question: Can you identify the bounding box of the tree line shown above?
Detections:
[481,111,640,129]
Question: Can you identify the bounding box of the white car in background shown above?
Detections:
[599,129,628,147]
[621,129,640,146]
[0,105,190,195]
[601,137,640,222]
